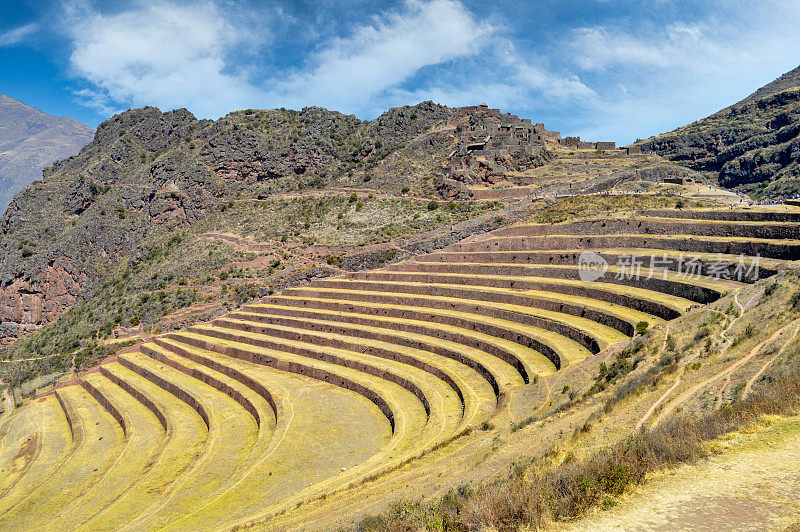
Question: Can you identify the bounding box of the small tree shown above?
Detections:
[635,321,649,335]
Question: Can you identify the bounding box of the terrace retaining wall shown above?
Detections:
[80,378,127,436]
[118,356,211,429]
[454,235,800,261]
[169,332,397,432]
[98,365,168,431]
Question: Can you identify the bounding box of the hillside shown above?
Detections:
[739,64,800,105]
[1,195,800,530]
[636,64,800,199]
[0,94,93,211]
[4,96,800,530]
[0,102,590,380]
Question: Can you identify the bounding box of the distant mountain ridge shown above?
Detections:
[637,64,800,199]
[737,64,800,106]
[0,93,94,211]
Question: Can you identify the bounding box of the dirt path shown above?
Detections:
[0,376,12,416]
[718,292,744,344]
[715,372,732,408]
[635,323,673,431]
[0,353,63,363]
[652,317,800,428]
[639,290,749,429]
[194,232,277,253]
[742,322,800,401]
[565,416,800,531]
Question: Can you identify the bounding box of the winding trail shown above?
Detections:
[641,290,755,430]
[741,322,800,400]
[0,376,12,417]
[719,292,746,345]
[715,373,732,408]
[652,317,800,428]
[0,353,64,363]
[635,323,673,431]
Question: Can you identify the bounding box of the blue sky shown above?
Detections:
[2,0,800,145]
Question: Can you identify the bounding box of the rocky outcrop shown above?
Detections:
[638,64,800,198]
[0,102,477,341]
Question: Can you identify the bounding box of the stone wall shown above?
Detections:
[456,234,800,261]
[80,378,127,436]
[211,317,466,408]
[493,219,800,240]
[386,262,722,303]
[415,251,778,282]
[140,344,262,427]
[99,365,168,430]
[641,209,800,222]
[170,332,397,431]
[53,389,75,441]
[235,307,501,397]
[254,296,530,383]
[157,337,278,419]
[118,356,211,429]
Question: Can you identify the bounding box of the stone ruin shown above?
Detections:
[436,104,618,198]
[559,137,617,150]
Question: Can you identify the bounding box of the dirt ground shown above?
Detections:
[564,415,800,531]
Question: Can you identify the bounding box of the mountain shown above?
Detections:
[636,65,800,198]
[0,102,559,365]
[0,94,94,211]
[738,64,800,105]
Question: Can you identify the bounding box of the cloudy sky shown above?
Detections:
[2,0,800,144]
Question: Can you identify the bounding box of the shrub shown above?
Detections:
[764,282,778,297]
[635,321,649,335]
[349,192,358,203]
[401,186,410,194]
[791,289,800,309]
[427,200,439,211]
[325,255,343,268]
[361,358,800,530]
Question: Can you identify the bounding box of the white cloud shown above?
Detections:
[61,0,594,121]
[64,0,264,118]
[272,0,494,111]
[0,23,38,47]
[561,1,800,144]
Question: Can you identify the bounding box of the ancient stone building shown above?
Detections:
[559,136,616,150]
[436,105,617,198]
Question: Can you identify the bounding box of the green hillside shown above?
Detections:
[637,65,800,199]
